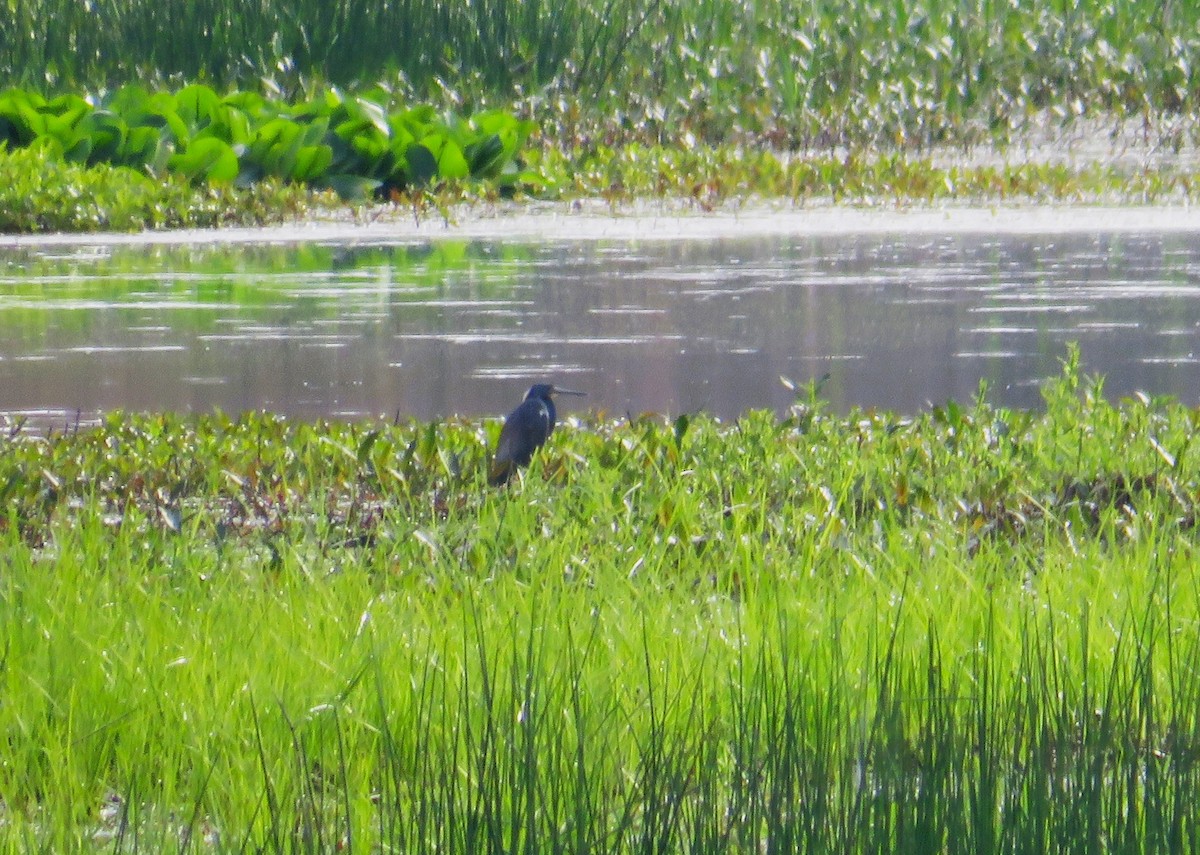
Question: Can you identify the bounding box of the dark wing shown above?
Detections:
[489,398,552,485]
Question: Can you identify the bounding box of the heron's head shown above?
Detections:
[525,384,585,402]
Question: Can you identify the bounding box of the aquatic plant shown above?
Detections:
[0,144,310,232]
[1,0,1197,150]
[0,84,537,200]
[1,355,1199,851]
[532,143,1200,206]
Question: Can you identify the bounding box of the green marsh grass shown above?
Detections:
[2,355,1200,851]
[530,144,1200,206]
[0,145,312,232]
[3,0,1199,149]
[9,134,1200,236]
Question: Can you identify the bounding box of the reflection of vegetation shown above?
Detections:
[2,355,1199,849]
[0,240,534,338]
[2,239,531,281]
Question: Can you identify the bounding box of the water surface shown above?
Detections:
[0,230,1197,429]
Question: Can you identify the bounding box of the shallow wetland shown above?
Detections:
[2,205,1199,429]
[1,206,1200,852]
[4,0,1200,845]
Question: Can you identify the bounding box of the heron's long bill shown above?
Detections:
[551,387,586,397]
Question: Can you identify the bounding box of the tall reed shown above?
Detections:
[2,0,1197,147]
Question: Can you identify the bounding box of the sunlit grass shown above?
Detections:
[0,145,313,232]
[8,136,1200,236]
[5,0,1199,232]
[1,352,1199,851]
[1,0,1197,150]
[530,143,1200,206]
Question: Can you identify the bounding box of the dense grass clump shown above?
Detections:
[2,0,1200,149]
[1,356,1200,851]
[0,145,311,232]
[532,144,1200,206]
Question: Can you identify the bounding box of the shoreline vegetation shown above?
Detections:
[5,127,1200,234]
[2,0,1199,232]
[2,355,1200,850]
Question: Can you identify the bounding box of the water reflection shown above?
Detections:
[0,232,1197,428]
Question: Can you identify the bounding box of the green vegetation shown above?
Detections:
[7,129,1200,234]
[0,84,535,200]
[3,2,1197,849]
[0,144,311,232]
[0,81,538,231]
[3,0,1199,230]
[2,0,1198,150]
[534,145,1200,206]
[2,355,1199,851]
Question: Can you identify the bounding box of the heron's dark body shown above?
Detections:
[488,383,581,486]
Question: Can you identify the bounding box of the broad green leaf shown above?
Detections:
[61,133,94,163]
[290,144,333,182]
[123,125,169,171]
[168,136,239,183]
[0,84,534,197]
[102,85,151,115]
[472,109,517,137]
[28,135,64,159]
[222,91,267,118]
[83,110,127,165]
[141,95,190,145]
[298,116,330,148]
[45,93,91,118]
[333,121,390,177]
[247,118,302,176]
[175,84,221,130]
[463,133,506,177]
[222,107,253,146]
[404,143,438,185]
[0,88,48,145]
[392,105,435,141]
[44,102,94,162]
[0,97,46,146]
[422,134,469,180]
[387,124,416,154]
[0,88,46,109]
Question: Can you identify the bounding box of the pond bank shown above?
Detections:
[3,201,1200,248]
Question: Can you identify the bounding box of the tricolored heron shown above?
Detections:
[489,383,585,486]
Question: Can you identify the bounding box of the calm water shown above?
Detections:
[0,231,1197,428]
